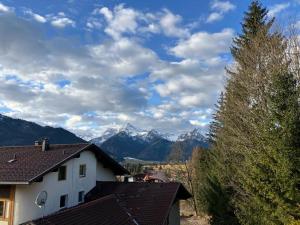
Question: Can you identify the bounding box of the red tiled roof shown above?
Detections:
[0,143,128,183]
[86,181,191,225]
[22,195,138,225]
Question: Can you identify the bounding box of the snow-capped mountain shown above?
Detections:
[89,124,209,161]
[177,128,207,142]
[90,128,119,145]
[120,123,148,137]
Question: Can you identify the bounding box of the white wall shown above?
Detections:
[96,162,116,181]
[168,201,180,225]
[13,151,98,225]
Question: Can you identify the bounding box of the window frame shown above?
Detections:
[79,164,86,178]
[59,194,68,209]
[0,200,9,221]
[58,166,67,181]
[78,191,84,203]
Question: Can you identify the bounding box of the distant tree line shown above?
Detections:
[191,1,300,225]
[124,163,143,175]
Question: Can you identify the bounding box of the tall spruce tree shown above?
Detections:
[201,1,300,224]
[231,0,274,60]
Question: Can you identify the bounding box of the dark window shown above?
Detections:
[78,191,84,203]
[0,201,4,217]
[0,186,10,199]
[79,164,86,177]
[58,166,67,181]
[60,195,68,208]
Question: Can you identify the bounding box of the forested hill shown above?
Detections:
[0,114,85,146]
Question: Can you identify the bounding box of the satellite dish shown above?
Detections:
[35,191,48,208]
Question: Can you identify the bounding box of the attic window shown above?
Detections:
[58,166,67,181]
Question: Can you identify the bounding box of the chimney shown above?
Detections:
[35,140,42,146]
[42,138,49,151]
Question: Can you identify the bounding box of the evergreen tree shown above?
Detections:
[231,0,274,60]
[197,1,300,224]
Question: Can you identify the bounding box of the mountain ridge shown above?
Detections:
[90,123,209,161]
[0,114,85,146]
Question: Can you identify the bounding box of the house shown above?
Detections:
[23,182,191,225]
[0,139,191,225]
[131,170,170,183]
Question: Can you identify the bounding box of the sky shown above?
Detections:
[0,0,299,140]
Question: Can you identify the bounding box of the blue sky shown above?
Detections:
[0,0,299,139]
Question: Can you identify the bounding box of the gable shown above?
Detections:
[0,143,128,184]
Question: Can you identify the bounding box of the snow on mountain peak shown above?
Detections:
[177,128,206,142]
[120,123,147,136]
[90,127,119,145]
[90,123,207,145]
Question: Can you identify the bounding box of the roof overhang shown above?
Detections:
[0,181,29,185]
[0,143,129,185]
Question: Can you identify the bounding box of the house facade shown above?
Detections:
[0,140,191,225]
[0,141,127,225]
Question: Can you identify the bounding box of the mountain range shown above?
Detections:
[0,114,209,161]
[90,123,209,161]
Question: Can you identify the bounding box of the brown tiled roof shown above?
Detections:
[0,143,128,183]
[86,181,191,225]
[22,195,138,225]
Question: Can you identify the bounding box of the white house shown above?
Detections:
[0,140,128,225]
[0,140,191,225]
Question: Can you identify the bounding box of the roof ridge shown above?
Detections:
[0,142,88,149]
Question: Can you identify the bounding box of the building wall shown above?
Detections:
[168,200,180,225]
[13,151,116,225]
[96,163,116,181]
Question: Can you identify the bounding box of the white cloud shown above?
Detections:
[0,7,229,138]
[211,0,235,12]
[86,18,102,30]
[170,28,234,59]
[268,3,290,18]
[96,5,190,39]
[206,0,235,23]
[159,9,190,38]
[189,119,208,127]
[0,2,12,13]
[47,12,75,28]
[51,17,75,28]
[66,115,82,127]
[98,5,139,39]
[24,9,47,23]
[206,12,223,23]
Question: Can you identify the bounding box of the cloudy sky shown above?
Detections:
[0,0,299,139]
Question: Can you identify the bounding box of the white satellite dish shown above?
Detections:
[35,191,48,208]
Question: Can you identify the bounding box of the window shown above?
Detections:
[79,164,86,177]
[60,195,68,208]
[58,166,67,181]
[0,201,4,218]
[78,191,84,203]
[0,200,9,220]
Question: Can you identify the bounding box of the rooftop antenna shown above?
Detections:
[7,154,17,163]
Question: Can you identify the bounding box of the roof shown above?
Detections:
[0,143,128,184]
[85,181,192,225]
[134,170,169,182]
[22,195,138,225]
